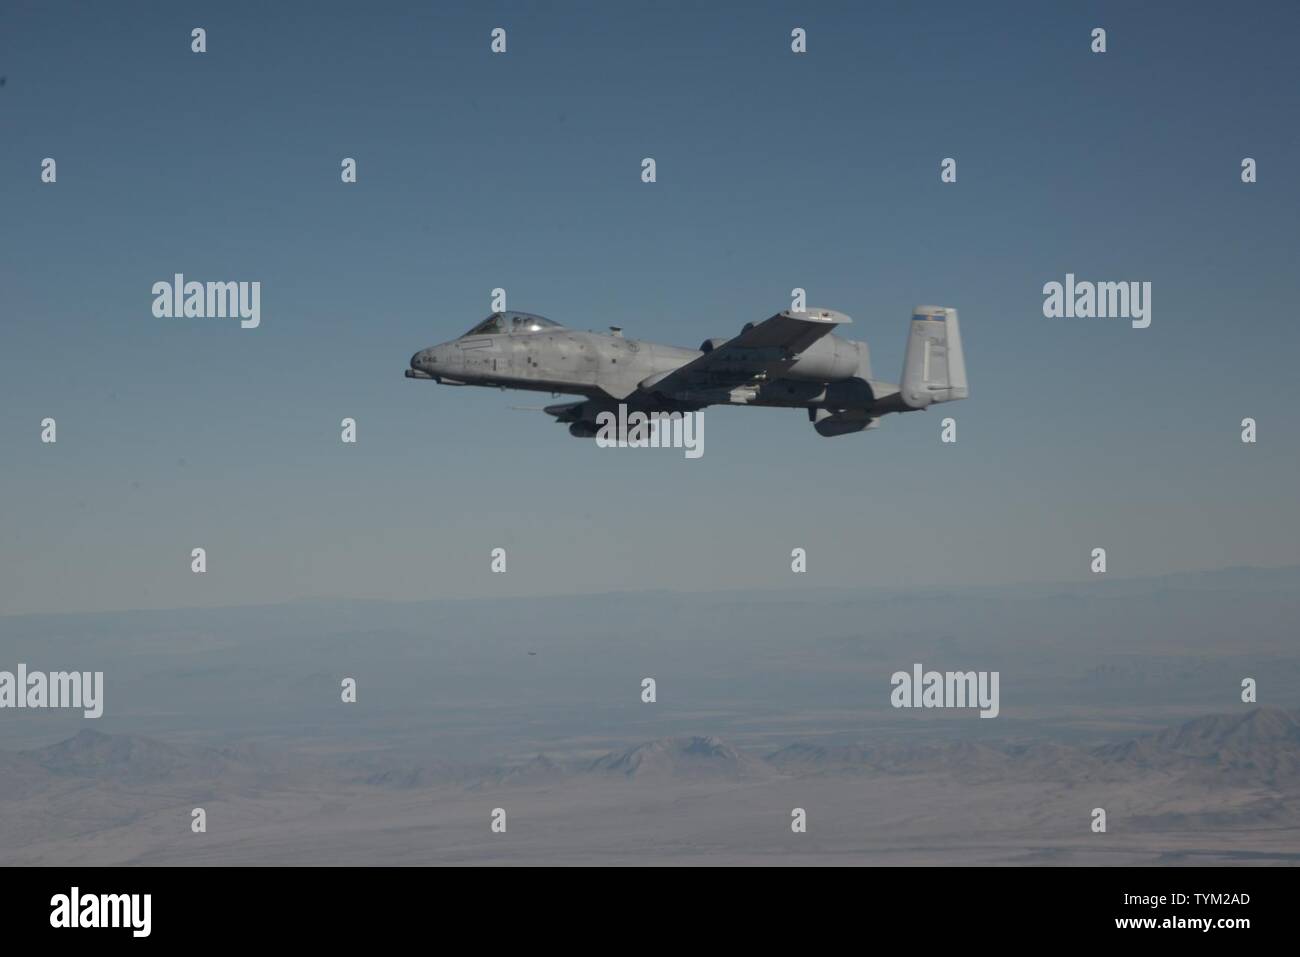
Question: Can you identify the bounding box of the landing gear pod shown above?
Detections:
[811,407,879,437]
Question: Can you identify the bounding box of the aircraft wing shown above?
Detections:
[642,308,850,395]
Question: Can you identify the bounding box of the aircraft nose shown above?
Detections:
[407,347,440,381]
[411,348,439,372]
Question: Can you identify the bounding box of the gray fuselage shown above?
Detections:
[408,313,882,411]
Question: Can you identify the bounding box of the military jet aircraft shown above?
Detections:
[405,306,967,437]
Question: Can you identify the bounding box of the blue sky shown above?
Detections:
[3,1,1298,614]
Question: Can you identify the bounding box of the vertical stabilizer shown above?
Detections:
[900,306,967,409]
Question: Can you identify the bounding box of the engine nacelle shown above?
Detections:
[781,336,866,382]
[699,337,730,353]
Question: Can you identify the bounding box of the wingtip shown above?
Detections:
[781,307,852,325]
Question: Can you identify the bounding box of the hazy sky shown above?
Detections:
[3,1,1298,614]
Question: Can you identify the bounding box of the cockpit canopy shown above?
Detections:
[461,312,562,337]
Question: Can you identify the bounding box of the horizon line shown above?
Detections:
[3,561,1297,622]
